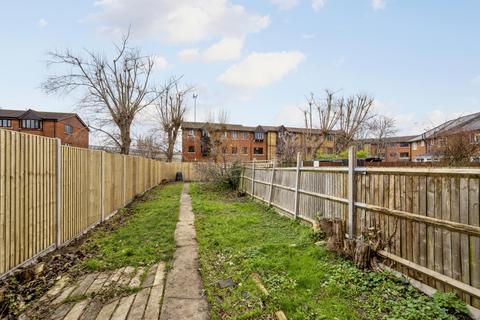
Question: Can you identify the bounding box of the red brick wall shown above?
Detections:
[2,116,89,148]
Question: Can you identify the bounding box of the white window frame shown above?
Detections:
[188,129,195,136]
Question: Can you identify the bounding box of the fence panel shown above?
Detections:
[0,128,200,277]
[241,164,480,308]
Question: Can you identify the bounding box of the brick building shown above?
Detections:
[409,111,480,162]
[360,135,416,162]
[181,121,337,162]
[0,109,89,148]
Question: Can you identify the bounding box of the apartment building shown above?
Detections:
[0,108,89,148]
[360,135,416,162]
[181,122,337,162]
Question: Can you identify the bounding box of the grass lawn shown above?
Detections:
[191,183,470,320]
[81,183,183,270]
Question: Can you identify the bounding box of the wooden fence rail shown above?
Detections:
[0,129,199,277]
[240,149,480,308]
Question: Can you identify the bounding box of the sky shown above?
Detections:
[1,0,480,140]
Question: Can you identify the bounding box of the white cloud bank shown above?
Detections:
[218,51,305,88]
[270,0,300,10]
[91,0,270,44]
[312,0,326,11]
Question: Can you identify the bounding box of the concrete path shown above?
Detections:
[160,183,209,320]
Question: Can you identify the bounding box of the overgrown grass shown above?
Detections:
[191,183,470,320]
[81,183,182,270]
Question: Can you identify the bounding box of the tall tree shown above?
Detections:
[42,32,160,154]
[335,94,375,152]
[368,115,398,157]
[155,78,191,162]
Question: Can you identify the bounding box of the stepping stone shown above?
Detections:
[79,300,103,320]
[51,302,75,319]
[86,272,110,295]
[143,284,164,320]
[160,297,208,320]
[42,276,71,300]
[142,264,158,288]
[126,287,150,319]
[95,300,119,320]
[63,299,90,320]
[71,274,97,298]
[129,267,144,288]
[153,263,165,286]
[53,285,76,305]
[110,294,136,320]
[103,268,125,288]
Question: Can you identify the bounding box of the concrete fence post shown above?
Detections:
[100,151,105,222]
[348,146,357,238]
[251,159,256,196]
[55,138,62,247]
[268,158,276,206]
[293,152,301,219]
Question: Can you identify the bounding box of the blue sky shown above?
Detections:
[1,0,480,139]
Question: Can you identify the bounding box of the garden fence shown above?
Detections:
[240,149,480,308]
[0,128,198,277]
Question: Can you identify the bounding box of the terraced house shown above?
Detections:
[181,121,338,162]
[0,108,89,148]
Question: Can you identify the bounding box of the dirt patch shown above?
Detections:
[0,184,164,319]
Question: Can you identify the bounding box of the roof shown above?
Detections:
[409,111,480,142]
[359,135,417,144]
[181,121,342,135]
[0,108,89,129]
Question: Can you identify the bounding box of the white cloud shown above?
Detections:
[275,105,305,127]
[270,0,300,10]
[372,0,385,10]
[203,37,244,62]
[302,34,315,39]
[218,51,305,88]
[177,48,201,62]
[312,0,326,11]
[38,18,48,27]
[91,0,270,44]
[153,55,169,70]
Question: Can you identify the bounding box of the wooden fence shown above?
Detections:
[0,129,199,277]
[240,150,480,308]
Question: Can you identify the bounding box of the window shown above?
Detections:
[188,129,195,136]
[232,131,238,139]
[475,134,480,143]
[242,146,248,154]
[412,142,417,150]
[243,132,249,139]
[0,119,11,127]
[400,152,409,158]
[420,140,425,147]
[399,142,409,148]
[253,147,263,155]
[232,147,238,154]
[202,129,210,137]
[222,146,228,154]
[221,131,227,139]
[22,119,42,129]
[188,146,195,153]
[254,132,264,140]
[326,134,333,141]
[64,124,73,134]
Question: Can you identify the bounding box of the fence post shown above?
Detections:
[123,155,127,206]
[348,146,357,238]
[268,158,276,206]
[55,138,62,248]
[251,159,256,196]
[100,151,105,222]
[293,152,301,219]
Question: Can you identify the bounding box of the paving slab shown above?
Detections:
[160,183,209,320]
[129,267,145,288]
[110,294,136,320]
[142,264,158,288]
[63,299,90,320]
[95,300,119,320]
[127,287,150,319]
[143,285,164,320]
[71,274,97,298]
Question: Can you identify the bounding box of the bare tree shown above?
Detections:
[335,94,375,152]
[155,78,191,162]
[42,31,161,154]
[301,90,340,158]
[276,129,301,163]
[135,133,163,159]
[368,115,398,157]
[434,132,479,165]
